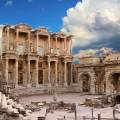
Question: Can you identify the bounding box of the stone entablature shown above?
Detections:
[79,56,102,65]
[104,53,120,64]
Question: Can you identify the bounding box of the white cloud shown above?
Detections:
[74,47,113,58]
[61,0,120,48]
[5,0,13,7]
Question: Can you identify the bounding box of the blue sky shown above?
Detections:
[0,0,79,32]
[0,0,120,58]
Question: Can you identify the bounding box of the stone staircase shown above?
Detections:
[12,85,81,97]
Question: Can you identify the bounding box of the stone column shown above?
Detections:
[48,60,51,86]
[28,32,31,53]
[64,37,66,55]
[15,59,18,88]
[70,38,72,55]
[7,28,10,50]
[90,73,96,94]
[36,60,39,87]
[55,61,58,86]
[64,61,68,86]
[55,37,57,54]
[70,63,73,86]
[27,60,31,88]
[79,73,83,92]
[48,35,50,53]
[105,72,111,95]
[5,59,9,84]
[16,30,19,51]
[36,33,39,53]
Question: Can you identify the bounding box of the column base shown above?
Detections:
[15,84,18,89]
[64,82,68,87]
[55,82,58,87]
[36,84,39,88]
[27,84,31,88]
[48,83,51,87]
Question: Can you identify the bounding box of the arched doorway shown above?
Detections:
[111,73,120,94]
[81,74,90,92]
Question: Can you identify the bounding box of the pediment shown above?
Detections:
[35,28,48,33]
[15,23,32,31]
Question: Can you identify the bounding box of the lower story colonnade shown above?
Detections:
[2,57,73,89]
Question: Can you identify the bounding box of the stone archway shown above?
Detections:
[111,73,120,94]
[78,72,96,94]
[105,71,120,95]
[81,74,90,92]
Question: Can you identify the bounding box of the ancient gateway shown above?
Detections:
[73,54,120,95]
[0,24,73,94]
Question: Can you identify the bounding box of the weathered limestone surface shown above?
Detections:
[0,24,73,94]
[74,53,120,95]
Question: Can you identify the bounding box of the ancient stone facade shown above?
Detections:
[0,24,73,91]
[74,53,120,95]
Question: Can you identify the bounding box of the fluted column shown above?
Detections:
[64,37,66,55]
[15,59,18,88]
[55,61,58,86]
[7,28,10,50]
[64,61,68,86]
[105,72,111,95]
[48,35,50,53]
[55,37,57,54]
[5,59,8,84]
[28,32,31,53]
[16,30,19,51]
[27,60,31,88]
[36,60,39,87]
[70,63,73,86]
[48,60,51,86]
[90,73,96,94]
[36,33,38,53]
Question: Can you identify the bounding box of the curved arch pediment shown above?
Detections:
[15,23,32,30]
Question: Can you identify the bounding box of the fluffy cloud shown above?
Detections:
[5,0,13,7]
[61,0,120,49]
[74,47,113,58]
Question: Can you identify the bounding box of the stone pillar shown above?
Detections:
[27,60,31,88]
[90,73,96,94]
[5,59,8,84]
[28,32,31,53]
[23,60,27,86]
[55,61,58,86]
[36,33,38,52]
[64,37,66,55]
[16,30,19,50]
[70,38,72,55]
[7,28,10,50]
[15,59,18,88]
[70,63,73,86]
[48,35,50,53]
[105,72,111,95]
[48,60,51,86]
[36,60,39,87]
[64,61,68,86]
[79,73,83,92]
[55,37,58,54]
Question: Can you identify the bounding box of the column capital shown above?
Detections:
[64,61,67,64]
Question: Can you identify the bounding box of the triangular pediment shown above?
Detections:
[15,23,32,30]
